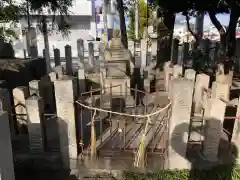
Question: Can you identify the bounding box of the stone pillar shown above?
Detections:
[163,61,172,92]
[43,49,46,59]
[99,42,105,72]
[27,27,38,58]
[203,98,226,162]
[184,69,196,81]
[88,42,94,66]
[54,78,77,169]
[172,64,183,79]
[232,96,240,164]
[54,48,61,66]
[0,88,15,137]
[140,39,147,68]
[78,68,86,94]
[13,86,29,125]
[29,80,41,96]
[171,38,179,65]
[26,96,45,153]
[65,45,73,76]
[54,65,64,79]
[40,74,55,113]
[182,42,189,66]
[216,63,224,76]
[77,39,84,67]
[216,71,233,85]
[168,78,194,169]
[211,81,230,102]
[0,111,15,180]
[48,71,57,82]
[193,73,210,114]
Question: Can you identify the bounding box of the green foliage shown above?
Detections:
[22,0,73,36]
[127,0,154,40]
[122,165,240,180]
[0,0,20,41]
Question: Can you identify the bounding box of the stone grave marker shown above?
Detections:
[29,80,41,96]
[88,42,94,66]
[0,111,15,180]
[54,77,77,169]
[26,96,45,153]
[203,98,226,162]
[65,45,73,76]
[232,96,240,164]
[13,86,29,125]
[168,78,194,169]
[211,81,230,102]
[193,73,210,114]
[172,64,183,79]
[163,61,172,92]
[184,69,196,81]
[54,48,61,66]
[0,88,15,137]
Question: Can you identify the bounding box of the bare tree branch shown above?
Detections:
[208,10,226,35]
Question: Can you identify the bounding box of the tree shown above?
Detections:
[207,1,240,71]
[0,0,20,41]
[127,0,153,40]
[116,0,128,48]
[154,0,240,71]
[23,0,72,72]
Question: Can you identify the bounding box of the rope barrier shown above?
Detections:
[76,101,171,118]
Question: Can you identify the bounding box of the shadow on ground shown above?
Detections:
[172,121,238,180]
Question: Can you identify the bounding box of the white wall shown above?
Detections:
[15,0,92,16]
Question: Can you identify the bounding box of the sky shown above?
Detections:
[94,0,231,30]
[175,13,230,28]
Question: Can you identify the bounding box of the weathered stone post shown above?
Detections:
[211,81,230,102]
[48,71,57,82]
[163,61,172,92]
[193,73,210,114]
[77,38,84,63]
[171,38,179,65]
[54,65,64,79]
[54,77,77,169]
[184,69,196,81]
[27,27,38,58]
[140,38,147,68]
[78,68,86,94]
[13,86,29,126]
[54,48,61,66]
[191,73,210,142]
[0,88,15,137]
[172,64,183,79]
[26,96,45,153]
[203,98,226,162]
[88,42,94,66]
[29,80,41,96]
[65,45,73,75]
[40,74,56,113]
[0,111,15,180]
[168,78,194,169]
[232,96,240,164]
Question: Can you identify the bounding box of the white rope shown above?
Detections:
[76,100,171,118]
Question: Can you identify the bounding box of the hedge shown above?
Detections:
[122,165,240,180]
